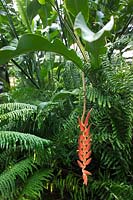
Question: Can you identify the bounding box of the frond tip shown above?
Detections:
[0,131,51,151]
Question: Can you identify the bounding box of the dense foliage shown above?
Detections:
[0,0,132,199]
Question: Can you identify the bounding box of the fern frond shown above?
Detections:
[69,62,81,88]
[0,131,50,151]
[0,148,14,170]
[19,169,53,199]
[0,108,36,122]
[87,84,111,108]
[54,108,79,145]
[121,92,133,141]
[0,103,37,125]
[0,158,35,199]
[90,180,133,200]
[0,102,36,111]
[63,61,81,90]
[93,135,131,178]
[62,109,78,134]
[0,103,37,113]
[53,173,88,200]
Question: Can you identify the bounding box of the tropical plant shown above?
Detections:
[0,130,52,200]
[0,0,132,199]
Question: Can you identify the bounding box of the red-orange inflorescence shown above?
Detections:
[77,110,92,186]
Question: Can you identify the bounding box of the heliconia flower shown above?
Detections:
[77,109,92,186]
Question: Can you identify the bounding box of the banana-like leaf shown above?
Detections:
[0,34,82,68]
[14,0,31,33]
[74,12,114,43]
[51,89,79,101]
[38,0,46,5]
[64,0,89,21]
[74,12,114,68]
[27,0,42,22]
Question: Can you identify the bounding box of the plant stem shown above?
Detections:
[55,0,68,46]
[1,0,19,39]
[50,2,89,121]
[11,59,40,89]
[74,34,89,122]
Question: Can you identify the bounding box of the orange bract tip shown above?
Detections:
[78,117,85,132]
[82,169,92,176]
[77,160,84,169]
[84,158,92,166]
[84,125,91,136]
[84,137,91,145]
[84,110,92,126]
[84,150,91,159]
[83,174,88,186]
[78,152,84,161]
[83,144,91,152]
[79,134,85,141]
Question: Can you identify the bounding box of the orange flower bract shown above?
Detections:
[77,110,92,186]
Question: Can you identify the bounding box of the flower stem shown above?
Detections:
[74,33,89,122]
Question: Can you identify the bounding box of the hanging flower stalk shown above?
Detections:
[77,109,92,185]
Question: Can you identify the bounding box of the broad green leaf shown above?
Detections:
[64,0,89,21]
[38,0,45,5]
[27,0,53,26]
[38,101,58,110]
[14,0,31,33]
[86,37,106,68]
[27,0,41,22]
[51,89,79,101]
[0,34,82,69]
[74,12,114,42]
[74,12,114,68]
[38,3,55,27]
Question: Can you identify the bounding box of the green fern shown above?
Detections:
[0,103,37,129]
[19,169,53,200]
[0,131,50,151]
[0,108,35,121]
[91,107,132,179]
[69,62,81,88]
[0,148,16,171]
[87,84,111,108]
[52,172,133,200]
[0,157,36,199]
[0,103,37,113]
[62,109,79,135]
[52,109,79,166]
[90,179,133,200]
[53,173,88,200]
[63,61,81,90]
[0,130,52,199]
